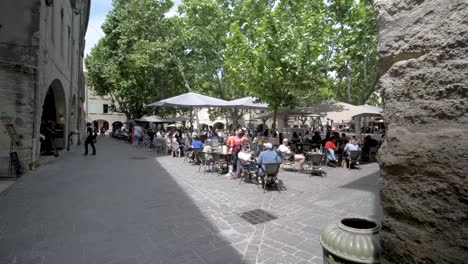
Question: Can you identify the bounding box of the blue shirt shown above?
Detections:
[257,150,281,164]
[192,140,203,148]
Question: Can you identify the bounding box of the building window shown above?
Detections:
[89,103,96,114]
[103,104,109,114]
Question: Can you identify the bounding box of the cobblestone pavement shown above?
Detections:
[0,137,381,264]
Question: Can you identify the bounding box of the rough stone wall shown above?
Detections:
[375,0,468,263]
[0,66,36,174]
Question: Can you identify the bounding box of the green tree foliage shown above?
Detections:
[326,0,379,104]
[85,0,379,121]
[85,0,186,119]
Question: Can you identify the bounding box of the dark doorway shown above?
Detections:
[40,81,66,155]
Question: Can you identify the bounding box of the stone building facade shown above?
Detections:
[84,86,127,131]
[0,0,90,175]
[375,0,468,263]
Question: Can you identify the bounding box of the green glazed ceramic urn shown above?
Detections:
[320,218,381,264]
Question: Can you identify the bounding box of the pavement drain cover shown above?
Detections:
[130,157,148,160]
[239,209,277,225]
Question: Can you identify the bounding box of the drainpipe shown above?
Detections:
[67,10,76,151]
[31,68,39,170]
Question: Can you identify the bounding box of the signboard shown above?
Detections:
[10,152,22,176]
[3,123,19,146]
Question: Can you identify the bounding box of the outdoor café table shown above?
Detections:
[296,142,316,153]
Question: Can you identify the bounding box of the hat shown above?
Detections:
[263,143,273,149]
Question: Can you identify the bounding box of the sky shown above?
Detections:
[85,0,181,57]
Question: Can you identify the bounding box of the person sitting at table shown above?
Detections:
[324,136,338,166]
[203,139,213,153]
[277,139,306,171]
[362,135,378,162]
[291,132,301,144]
[236,144,253,176]
[344,138,360,168]
[192,136,204,149]
[190,136,204,164]
[311,131,322,145]
[256,143,282,181]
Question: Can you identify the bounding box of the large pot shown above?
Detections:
[320,218,381,264]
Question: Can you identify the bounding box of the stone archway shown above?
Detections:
[94,119,109,130]
[213,122,224,130]
[39,79,66,155]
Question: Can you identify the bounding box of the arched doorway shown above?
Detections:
[213,122,224,130]
[40,80,66,155]
[94,119,109,131]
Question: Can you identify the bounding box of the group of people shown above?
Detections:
[117,123,380,174]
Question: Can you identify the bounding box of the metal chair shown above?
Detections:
[171,142,180,157]
[258,162,282,193]
[277,151,296,172]
[349,150,361,169]
[307,153,324,176]
[239,159,257,184]
[154,139,165,154]
[198,152,214,173]
[212,152,229,175]
[368,146,378,162]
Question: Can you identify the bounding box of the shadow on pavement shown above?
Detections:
[0,137,245,264]
[339,170,383,222]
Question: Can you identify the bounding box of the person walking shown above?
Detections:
[84,122,96,155]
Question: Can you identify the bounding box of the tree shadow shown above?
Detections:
[339,171,383,222]
[0,137,245,264]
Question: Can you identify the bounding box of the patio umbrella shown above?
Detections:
[146,92,229,108]
[146,92,230,128]
[135,115,167,123]
[226,97,268,109]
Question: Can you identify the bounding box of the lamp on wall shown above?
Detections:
[45,0,54,6]
[58,115,65,125]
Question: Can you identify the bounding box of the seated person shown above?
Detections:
[191,136,204,149]
[311,131,322,145]
[256,143,282,177]
[237,144,254,176]
[203,139,213,153]
[290,132,301,144]
[191,136,204,164]
[324,136,338,165]
[344,138,361,168]
[277,139,305,171]
[362,135,378,161]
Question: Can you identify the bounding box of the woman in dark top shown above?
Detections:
[311,131,322,145]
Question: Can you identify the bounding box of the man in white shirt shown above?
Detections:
[344,138,361,168]
[277,139,305,171]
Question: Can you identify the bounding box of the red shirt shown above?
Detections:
[325,141,337,150]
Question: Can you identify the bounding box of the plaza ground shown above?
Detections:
[0,136,381,264]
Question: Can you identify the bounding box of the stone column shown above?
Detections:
[375,0,468,263]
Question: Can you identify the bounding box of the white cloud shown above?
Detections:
[84,15,106,57]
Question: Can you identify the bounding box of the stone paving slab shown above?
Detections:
[0,137,381,264]
[153,140,382,264]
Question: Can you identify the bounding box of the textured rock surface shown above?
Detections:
[375,0,468,263]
